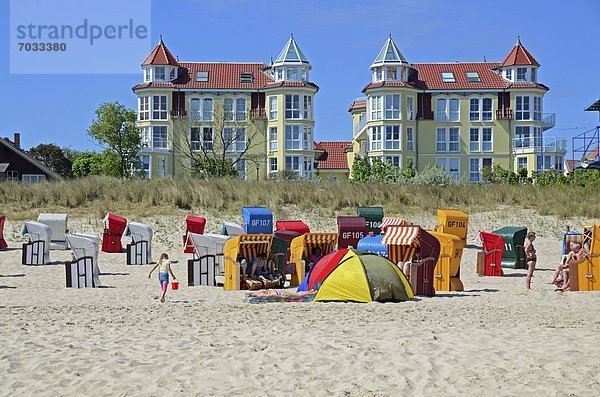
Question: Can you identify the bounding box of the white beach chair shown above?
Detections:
[21,221,52,265]
[65,234,101,288]
[221,221,244,237]
[37,213,69,250]
[125,222,153,265]
[187,232,230,286]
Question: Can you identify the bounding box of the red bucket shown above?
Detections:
[171,280,179,291]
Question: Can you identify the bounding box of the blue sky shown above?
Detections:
[1,0,599,154]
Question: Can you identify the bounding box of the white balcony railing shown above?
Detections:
[542,113,556,130]
[513,136,567,154]
[354,117,367,136]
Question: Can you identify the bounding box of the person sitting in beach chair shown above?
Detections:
[557,243,590,292]
[236,254,249,280]
[306,246,323,272]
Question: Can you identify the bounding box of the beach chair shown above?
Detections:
[570,225,600,291]
[383,225,440,297]
[21,221,51,265]
[37,213,69,250]
[493,226,527,269]
[380,217,407,234]
[477,231,504,276]
[357,206,384,234]
[183,215,206,253]
[187,232,230,286]
[337,216,367,249]
[102,213,127,253]
[223,234,273,290]
[275,220,310,235]
[562,231,582,255]
[0,214,7,250]
[221,221,244,237]
[242,207,273,234]
[65,234,101,288]
[289,232,338,287]
[434,209,469,244]
[273,230,301,281]
[357,232,388,257]
[429,231,464,292]
[125,222,153,265]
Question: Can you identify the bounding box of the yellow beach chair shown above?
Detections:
[571,225,600,291]
[223,234,273,291]
[434,209,469,244]
[429,231,464,292]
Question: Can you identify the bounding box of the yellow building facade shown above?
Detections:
[348,37,564,181]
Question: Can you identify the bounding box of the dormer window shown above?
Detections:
[376,68,383,81]
[155,67,165,81]
[531,68,536,82]
[240,72,254,83]
[144,68,150,82]
[169,68,176,81]
[195,71,208,82]
[276,68,284,81]
[505,69,512,81]
[287,68,299,81]
[441,72,456,83]
[387,67,398,80]
[466,72,481,83]
[516,67,527,82]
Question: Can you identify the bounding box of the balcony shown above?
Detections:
[513,136,567,154]
[170,110,187,119]
[496,108,513,120]
[249,108,267,119]
[354,117,367,137]
[542,113,556,130]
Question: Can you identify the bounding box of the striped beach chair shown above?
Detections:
[380,217,407,234]
[289,233,338,286]
[223,234,273,290]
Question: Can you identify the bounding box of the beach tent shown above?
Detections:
[357,233,388,257]
[65,234,101,288]
[337,216,367,249]
[221,221,244,237]
[125,222,153,265]
[492,226,527,269]
[562,231,582,255]
[380,217,407,233]
[477,231,504,276]
[383,225,440,297]
[289,232,338,287]
[187,232,230,286]
[21,221,51,265]
[429,231,464,292]
[571,225,600,291]
[357,206,384,234]
[0,214,7,250]
[275,220,310,235]
[102,213,127,253]
[183,215,206,253]
[242,207,273,234]
[303,249,413,302]
[223,234,273,290]
[434,209,469,244]
[37,213,69,250]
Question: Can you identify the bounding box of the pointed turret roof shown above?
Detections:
[500,36,540,67]
[142,36,179,67]
[273,35,310,66]
[371,35,408,69]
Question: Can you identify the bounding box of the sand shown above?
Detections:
[1,210,600,396]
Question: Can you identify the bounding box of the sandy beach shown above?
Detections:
[1,210,600,396]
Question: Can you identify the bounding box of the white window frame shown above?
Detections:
[235,98,247,121]
[369,126,382,151]
[515,96,531,120]
[224,98,234,121]
[441,72,456,83]
[385,156,401,167]
[269,157,278,176]
[303,156,313,179]
[533,96,542,121]
[139,126,150,148]
[436,127,460,152]
[285,125,301,150]
[285,94,301,119]
[152,126,168,149]
[406,127,414,151]
[285,156,301,175]
[406,96,414,121]
[517,156,528,170]
[224,127,246,152]
[269,127,278,151]
[140,155,150,179]
[505,68,512,81]
[469,127,493,152]
[384,125,401,150]
[303,96,313,120]
[138,96,150,121]
[22,174,46,183]
[436,157,460,180]
[152,95,168,120]
[516,67,527,82]
[384,94,401,120]
[269,96,278,120]
[469,157,493,182]
[303,126,312,150]
[154,66,165,81]
[436,97,460,122]
[369,96,382,120]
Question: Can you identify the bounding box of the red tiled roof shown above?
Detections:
[411,62,505,90]
[500,43,540,67]
[142,39,179,66]
[362,80,423,92]
[263,81,319,90]
[348,99,366,112]
[314,141,351,170]
[133,62,274,91]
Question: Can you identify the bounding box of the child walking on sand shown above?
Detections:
[148,253,177,303]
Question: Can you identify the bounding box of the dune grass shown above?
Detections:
[0,176,597,221]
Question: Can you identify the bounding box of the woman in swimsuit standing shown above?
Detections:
[525,232,537,289]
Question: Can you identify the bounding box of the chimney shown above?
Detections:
[13,132,20,148]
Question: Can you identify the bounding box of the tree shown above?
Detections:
[350,155,371,182]
[87,102,141,178]
[172,99,265,179]
[71,151,120,177]
[28,143,72,178]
